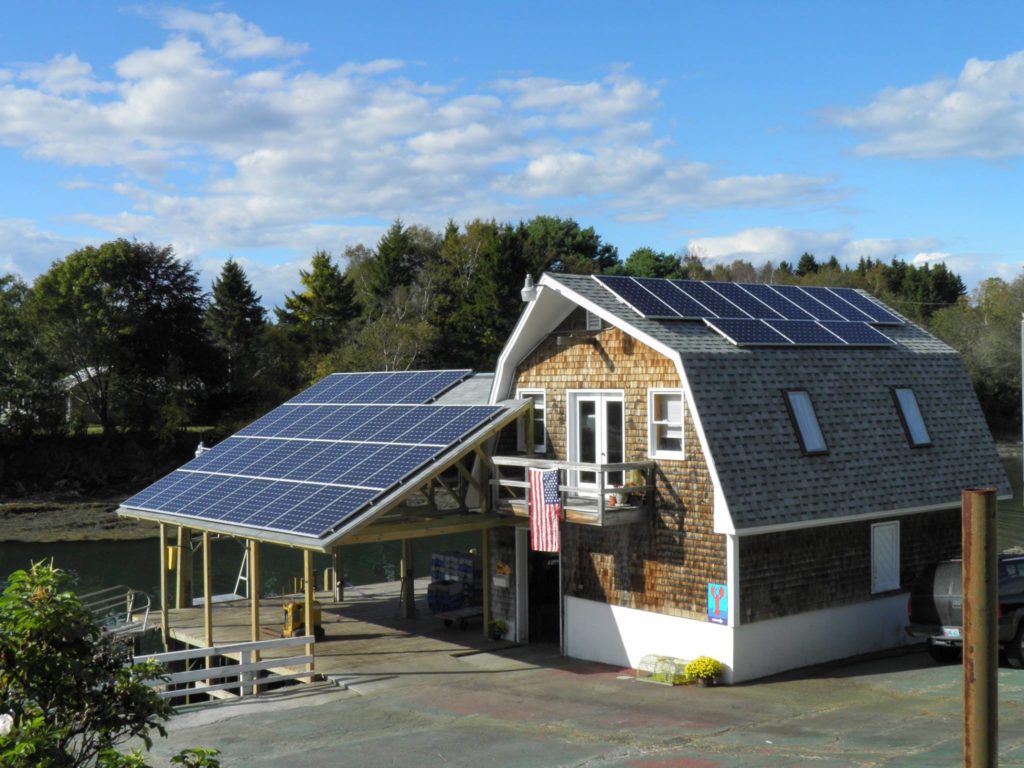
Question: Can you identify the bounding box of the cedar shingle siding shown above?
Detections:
[513,309,725,620]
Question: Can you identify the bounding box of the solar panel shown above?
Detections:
[674,281,749,318]
[800,286,874,323]
[704,318,792,346]
[121,369,505,540]
[828,288,904,325]
[818,321,895,346]
[633,278,710,318]
[768,320,845,345]
[768,285,847,322]
[594,275,681,318]
[732,283,814,320]
[706,282,784,320]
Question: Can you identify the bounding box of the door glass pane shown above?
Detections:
[605,400,623,485]
[579,400,596,483]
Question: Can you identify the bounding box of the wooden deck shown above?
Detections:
[154,578,517,687]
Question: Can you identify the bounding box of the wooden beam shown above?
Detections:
[249,540,261,644]
[202,532,213,648]
[434,472,466,512]
[400,539,415,619]
[342,513,518,545]
[175,526,192,608]
[158,523,169,650]
[482,527,491,640]
[303,550,315,668]
[332,546,343,602]
[454,459,483,496]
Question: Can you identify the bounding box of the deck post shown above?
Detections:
[303,549,315,670]
[332,546,343,602]
[482,527,491,639]
[159,523,169,650]
[175,526,193,608]
[400,538,415,619]
[249,539,261,695]
[202,532,213,648]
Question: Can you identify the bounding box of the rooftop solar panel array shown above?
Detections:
[122,370,505,540]
[593,275,902,348]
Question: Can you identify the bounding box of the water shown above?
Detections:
[0,531,484,605]
[3,453,1023,600]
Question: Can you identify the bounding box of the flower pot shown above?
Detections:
[696,677,715,687]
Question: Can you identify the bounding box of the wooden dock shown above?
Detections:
[154,578,515,685]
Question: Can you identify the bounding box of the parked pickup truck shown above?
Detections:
[906,553,1024,664]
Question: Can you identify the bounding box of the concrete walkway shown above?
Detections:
[143,641,1024,767]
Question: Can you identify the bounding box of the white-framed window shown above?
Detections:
[891,387,931,447]
[871,520,901,593]
[516,389,546,453]
[648,389,684,459]
[783,389,827,455]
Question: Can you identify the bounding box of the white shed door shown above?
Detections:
[871,521,900,593]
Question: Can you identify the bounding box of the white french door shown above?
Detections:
[568,391,624,493]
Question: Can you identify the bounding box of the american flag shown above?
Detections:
[529,467,561,552]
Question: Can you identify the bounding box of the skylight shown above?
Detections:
[784,389,827,455]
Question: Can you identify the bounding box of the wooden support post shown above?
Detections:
[303,549,315,670]
[175,526,193,609]
[400,539,415,619]
[482,527,491,640]
[249,541,261,643]
[158,523,169,650]
[332,546,343,602]
[963,488,998,768]
[525,400,535,458]
[202,532,213,648]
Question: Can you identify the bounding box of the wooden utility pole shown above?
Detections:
[962,488,998,768]
[400,539,415,619]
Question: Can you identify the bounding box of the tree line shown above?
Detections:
[1,216,1019,448]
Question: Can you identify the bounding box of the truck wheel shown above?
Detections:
[927,641,961,664]
[1007,625,1024,669]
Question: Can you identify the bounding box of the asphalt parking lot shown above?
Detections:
[145,645,1024,767]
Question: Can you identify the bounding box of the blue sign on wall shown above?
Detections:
[707,583,728,625]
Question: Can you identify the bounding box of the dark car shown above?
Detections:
[906,553,1024,664]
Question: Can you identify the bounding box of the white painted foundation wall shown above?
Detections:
[564,593,911,683]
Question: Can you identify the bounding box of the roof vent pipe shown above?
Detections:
[194,441,208,458]
[521,274,537,303]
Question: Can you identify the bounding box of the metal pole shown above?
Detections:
[400,539,415,619]
[963,488,998,768]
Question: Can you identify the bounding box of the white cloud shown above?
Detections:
[825,50,1024,159]
[157,9,308,59]
[0,219,83,277]
[0,11,839,280]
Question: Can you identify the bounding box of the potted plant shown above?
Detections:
[489,618,508,640]
[684,656,724,686]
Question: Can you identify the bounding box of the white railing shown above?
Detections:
[490,456,655,526]
[80,585,151,637]
[135,636,315,702]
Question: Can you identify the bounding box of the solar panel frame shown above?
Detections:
[674,281,751,318]
[704,317,793,346]
[633,277,712,318]
[738,283,815,320]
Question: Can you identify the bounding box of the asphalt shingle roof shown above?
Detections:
[552,274,1009,530]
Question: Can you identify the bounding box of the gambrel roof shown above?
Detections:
[494,273,1009,532]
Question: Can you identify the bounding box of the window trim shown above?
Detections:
[871,520,901,594]
[782,388,828,456]
[890,386,931,448]
[647,388,685,460]
[516,388,547,453]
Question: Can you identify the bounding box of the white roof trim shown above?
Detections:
[733,495,1012,536]
[491,273,735,535]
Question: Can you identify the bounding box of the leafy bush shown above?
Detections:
[684,656,724,682]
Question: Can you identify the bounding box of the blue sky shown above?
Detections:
[1,2,1021,306]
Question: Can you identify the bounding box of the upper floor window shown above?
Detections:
[891,387,931,447]
[516,389,547,453]
[648,389,684,459]
[784,389,827,455]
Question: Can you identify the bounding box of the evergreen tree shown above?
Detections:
[275,250,357,355]
[205,259,266,401]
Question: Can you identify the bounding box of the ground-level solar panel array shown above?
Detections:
[593,275,901,348]
[121,370,503,540]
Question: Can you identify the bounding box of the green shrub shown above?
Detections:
[684,656,724,682]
